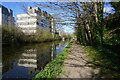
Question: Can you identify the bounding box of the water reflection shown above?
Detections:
[2,40,68,79]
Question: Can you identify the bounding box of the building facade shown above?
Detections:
[0,4,14,26]
[17,6,55,35]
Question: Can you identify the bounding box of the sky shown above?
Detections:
[1,2,36,19]
[1,2,115,34]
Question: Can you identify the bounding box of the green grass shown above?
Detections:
[82,27,120,78]
[84,43,120,78]
[33,41,73,79]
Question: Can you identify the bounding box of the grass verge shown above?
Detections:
[33,41,73,79]
[84,45,120,78]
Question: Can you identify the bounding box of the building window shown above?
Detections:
[36,22,39,25]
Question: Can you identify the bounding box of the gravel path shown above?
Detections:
[59,43,98,78]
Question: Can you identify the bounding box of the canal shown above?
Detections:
[1,40,68,79]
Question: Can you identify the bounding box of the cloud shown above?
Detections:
[103,7,114,13]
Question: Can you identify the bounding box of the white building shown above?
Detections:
[0,4,14,26]
[17,6,55,35]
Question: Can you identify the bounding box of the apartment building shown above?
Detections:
[0,4,14,26]
[17,6,55,35]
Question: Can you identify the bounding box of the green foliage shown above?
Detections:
[110,2,120,13]
[84,3,120,77]
[75,2,104,46]
[33,42,72,79]
[61,33,73,39]
[2,25,26,45]
[85,39,120,78]
[2,26,62,45]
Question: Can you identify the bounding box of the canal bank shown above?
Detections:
[2,26,72,46]
[34,41,73,79]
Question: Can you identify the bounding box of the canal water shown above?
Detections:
[1,40,68,79]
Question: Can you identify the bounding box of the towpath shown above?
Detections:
[59,42,98,78]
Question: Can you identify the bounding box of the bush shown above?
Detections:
[2,25,26,44]
[2,26,62,45]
